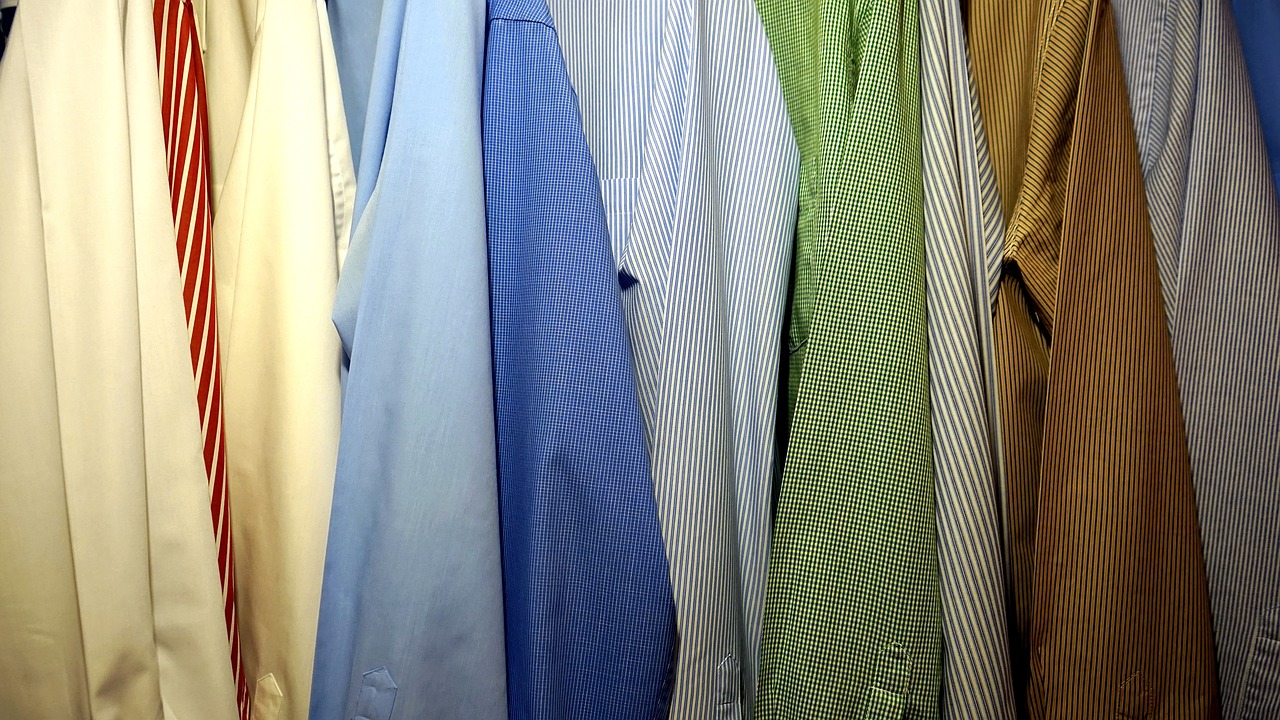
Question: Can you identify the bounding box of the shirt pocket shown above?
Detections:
[1240,606,1280,720]
[857,643,911,720]
[252,673,284,720]
[351,666,398,720]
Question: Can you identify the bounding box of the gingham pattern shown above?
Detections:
[543,1,798,716]
[752,0,943,716]
[969,0,1221,714]
[152,2,248,716]
[919,0,1016,715]
[1114,0,1280,715]
[483,0,678,717]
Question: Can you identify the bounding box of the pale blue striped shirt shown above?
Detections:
[1114,0,1280,716]
[543,2,799,716]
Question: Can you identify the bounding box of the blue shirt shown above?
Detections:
[1234,0,1280,198]
[483,1,677,717]
[309,1,508,719]
[326,0,385,173]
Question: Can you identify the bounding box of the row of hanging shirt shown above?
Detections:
[1,0,1278,720]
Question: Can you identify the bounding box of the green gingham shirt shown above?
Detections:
[753,0,944,717]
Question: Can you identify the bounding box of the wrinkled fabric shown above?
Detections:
[484,2,678,717]
[309,0,508,718]
[969,0,1220,715]
[0,2,239,717]
[543,0,797,716]
[919,0,1016,714]
[1114,1,1280,715]
[751,0,944,716]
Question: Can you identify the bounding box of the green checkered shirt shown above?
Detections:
[753,0,944,717]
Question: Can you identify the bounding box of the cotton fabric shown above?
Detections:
[197,2,355,717]
[484,3,679,716]
[1113,0,1280,715]
[969,0,1221,714]
[0,1,240,717]
[751,0,944,716]
[543,1,798,716]
[309,0,509,717]
[919,0,1017,715]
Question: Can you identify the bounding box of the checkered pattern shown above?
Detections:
[483,1,678,718]
[752,0,944,717]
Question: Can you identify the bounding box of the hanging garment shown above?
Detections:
[919,0,1016,716]
[153,0,249,715]
[0,1,13,61]
[484,3,677,717]
[1233,0,1280,197]
[542,1,798,716]
[0,1,239,718]
[326,0,386,172]
[751,0,943,716]
[196,2,355,717]
[968,0,1221,715]
[1113,0,1280,715]
[197,0,251,205]
[309,0,509,718]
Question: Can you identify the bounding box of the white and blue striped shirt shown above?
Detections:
[544,2,799,716]
[920,0,1017,716]
[1115,1,1280,716]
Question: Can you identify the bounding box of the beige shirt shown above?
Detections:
[0,1,240,717]
[201,2,355,719]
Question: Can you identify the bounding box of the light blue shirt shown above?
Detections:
[309,1,508,719]
[543,2,798,717]
[326,0,385,172]
[1115,1,1280,716]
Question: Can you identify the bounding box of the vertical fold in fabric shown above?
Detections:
[483,3,678,717]
[0,1,240,718]
[1116,0,1280,714]
[969,0,1221,715]
[309,0,509,718]
[1177,2,1280,716]
[752,0,944,716]
[543,0,798,716]
[919,0,1017,714]
[205,1,355,718]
